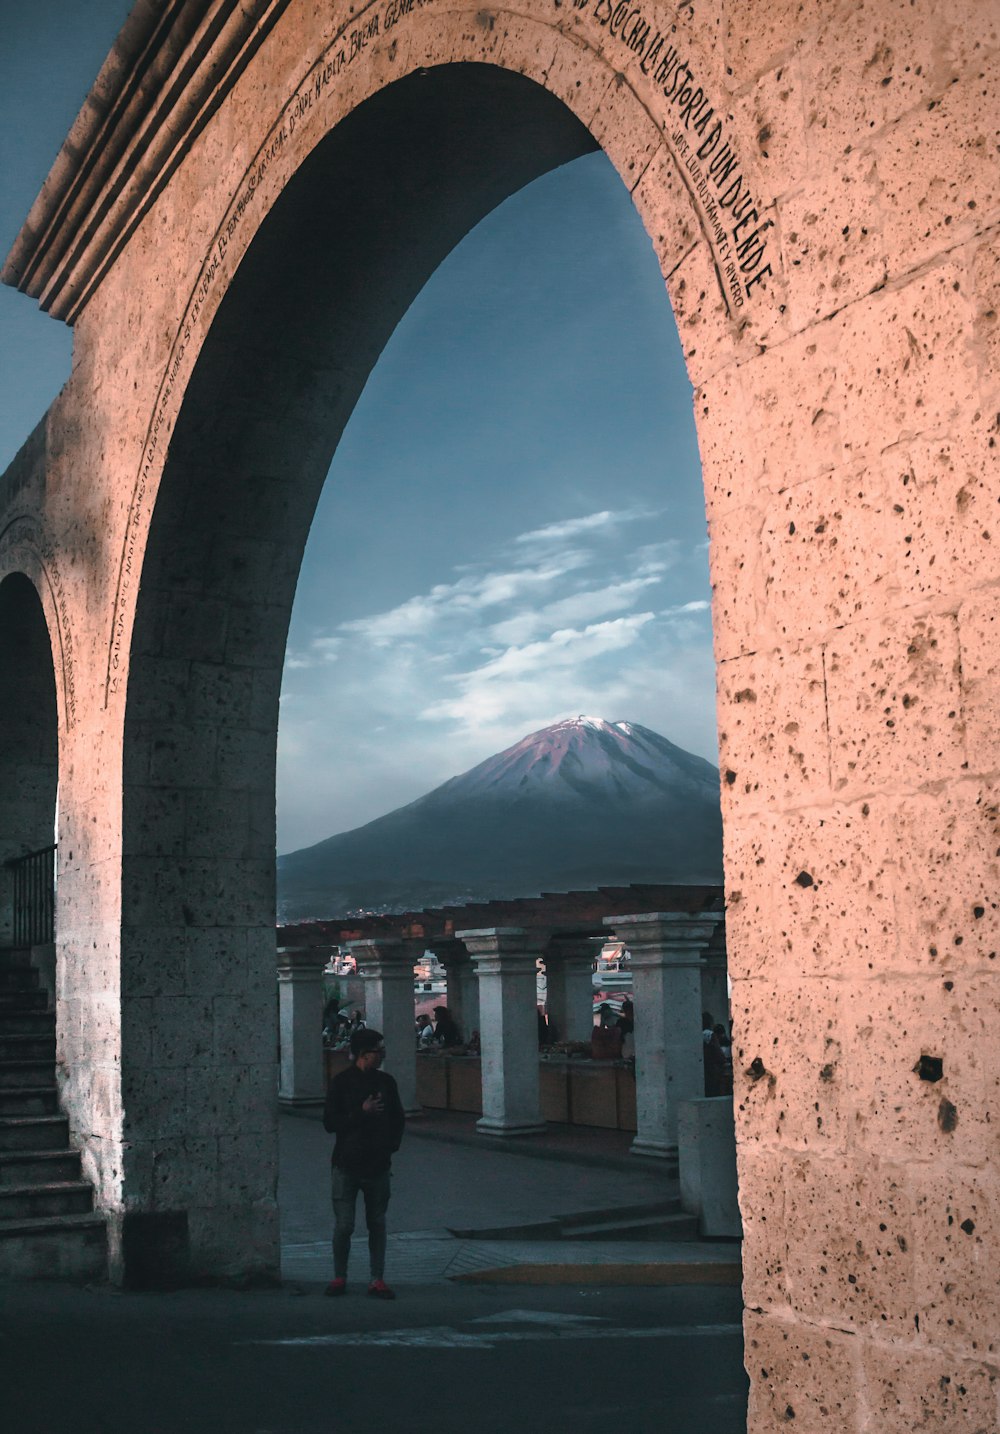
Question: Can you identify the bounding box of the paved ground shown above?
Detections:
[0,1113,748,1433]
[281,1109,729,1285]
[2,1280,747,1434]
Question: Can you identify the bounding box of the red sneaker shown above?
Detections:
[324,1277,347,1297]
[367,1279,396,1300]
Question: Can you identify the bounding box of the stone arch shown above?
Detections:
[0,571,59,946]
[118,55,718,1283]
[100,8,743,708]
[2,0,998,1423]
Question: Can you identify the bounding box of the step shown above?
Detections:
[0,1033,56,1062]
[565,1211,701,1242]
[0,1149,81,1186]
[0,967,40,992]
[0,990,48,1014]
[0,1009,54,1035]
[0,948,32,969]
[0,1059,57,1089]
[0,1087,59,1117]
[0,1210,106,1282]
[558,1199,681,1229]
[450,1199,684,1242]
[0,1115,68,1152]
[0,1180,93,1220]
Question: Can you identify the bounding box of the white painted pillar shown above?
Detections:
[458,927,545,1137]
[276,947,326,1109]
[431,938,478,1041]
[604,911,720,1158]
[350,938,421,1114]
[544,935,599,1043]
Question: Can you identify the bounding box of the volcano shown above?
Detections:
[276,716,723,919]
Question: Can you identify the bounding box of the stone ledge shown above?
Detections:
[1,0,292,321]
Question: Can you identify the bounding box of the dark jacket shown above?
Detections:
[323,1065,405,1177]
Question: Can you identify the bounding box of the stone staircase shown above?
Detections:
[0,946,106,1280]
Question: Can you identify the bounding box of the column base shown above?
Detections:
[630,1136,678,1160]
[476,1117,547,1138]
[278,1095,324,1111]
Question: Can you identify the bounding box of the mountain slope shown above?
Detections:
[277,716,723,919]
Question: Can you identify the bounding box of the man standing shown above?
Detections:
[323,1027,405,1299]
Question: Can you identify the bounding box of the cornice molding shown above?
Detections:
[1,0,292,324]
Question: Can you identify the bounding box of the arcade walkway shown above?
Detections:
[279,1110,742,1288]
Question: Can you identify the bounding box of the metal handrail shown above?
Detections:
[5,844,56,947]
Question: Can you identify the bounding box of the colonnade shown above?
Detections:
[278,909,725,1158]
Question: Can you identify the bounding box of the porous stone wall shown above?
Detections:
[0,0,996,1422]
[712,6,1000,1427]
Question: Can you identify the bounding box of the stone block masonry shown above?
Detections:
[0,0,998,1425]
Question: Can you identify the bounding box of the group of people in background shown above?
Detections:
[415,1006,464,1048]
[323,1006,367,1048]
[595,997,635,1059]
[702,1010,733,1096]
[327,995,734,1096]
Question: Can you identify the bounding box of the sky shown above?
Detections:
[0,2,719,855]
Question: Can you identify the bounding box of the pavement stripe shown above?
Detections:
[470,1309,605,1325]
[241,1322,744,1349]
[452,1261,743,1286]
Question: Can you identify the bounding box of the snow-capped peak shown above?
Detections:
[421,716,718,809]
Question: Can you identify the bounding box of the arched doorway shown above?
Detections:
[120,63,706,1284]
[0,572,58,950]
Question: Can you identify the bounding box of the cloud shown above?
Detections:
[282,636,343,670]
[330,513,670,652]
[421,613,654,724]
[633,540,681,577]
[662,599,710,617]
[514,507,652,547]
[337,592,440,644]
[337,558,584,646]
[471,613,655,682]
[488,575,664,646]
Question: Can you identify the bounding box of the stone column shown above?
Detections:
[349,938,421,1114]
[430,937,478,1040]
[604,911,720,1158]
[544,935,598,1043]
[457,927,545,1136]
[277,947,327,1109]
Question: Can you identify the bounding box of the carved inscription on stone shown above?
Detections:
[570,0,773,311]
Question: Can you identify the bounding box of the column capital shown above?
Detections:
[456,926,542,975]
[429,937,471,968]
[348,938,418,977]
[276,947,328,980]
[603,911,721,967]
[544,933,601,970]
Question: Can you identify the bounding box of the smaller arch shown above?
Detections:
[0,572,59,947]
